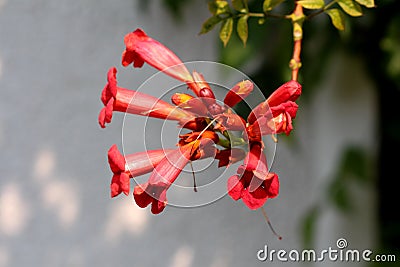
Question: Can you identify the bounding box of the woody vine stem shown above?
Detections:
[289,1,304,82]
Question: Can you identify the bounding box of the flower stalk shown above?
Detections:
[289,1,305,82]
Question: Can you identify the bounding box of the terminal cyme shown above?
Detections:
[99,28,301,214]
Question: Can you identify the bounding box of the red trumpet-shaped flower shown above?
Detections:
[227,142,279,210]
[122,29,226,117]
[99,67,195,128]
[133,146,192,214]
[100,28,303,216]
[225,81,300,209]
[134,131,218,214]
[122,29,193,83]
[107,144,174,197]
[247,80,302,137]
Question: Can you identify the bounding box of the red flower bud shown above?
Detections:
[224,80,254,107]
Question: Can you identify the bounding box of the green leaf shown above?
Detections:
[237,15,249,46]
[339,147,370,183]
[337,0,363,17]
[220,18,234,47]
[232,0,248,12]
[263,0,285,12]
[301,206,320,248]
[354,0,375,8]
[208,0,230,15]
[298,0,325,9]
[199,16,222,34]
[325,9,346,31]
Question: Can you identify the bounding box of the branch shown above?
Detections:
[289,2,305,82]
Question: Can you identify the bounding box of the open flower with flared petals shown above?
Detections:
[122,28,229,117]
[108,144,174,197]
[133,145,191,214]
[247,80,302,137]
[247,101,299,137]
[99,67,195,128]
[134,132,218,214]
[224,81,300,210]
[122,29,193,83]
[227,142,279,209]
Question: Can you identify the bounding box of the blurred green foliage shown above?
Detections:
[380,16,400,89]
[302,205,320,248]
[328,146,372,211]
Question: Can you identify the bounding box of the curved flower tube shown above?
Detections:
[133,146,192,214]
[122,29,193,83]
[108,144,174,197]
[99,67,195,128]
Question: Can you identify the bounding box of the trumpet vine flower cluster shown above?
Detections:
[99,28,301,214]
